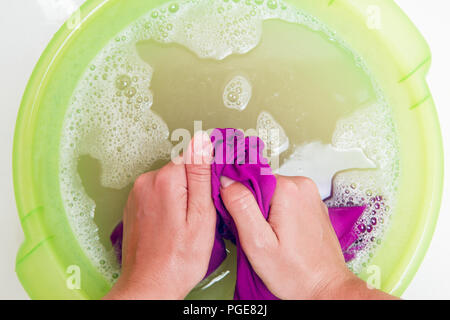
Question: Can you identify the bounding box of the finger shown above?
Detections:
[220,176,278,255]
[185,131,216,224]
[270,175,331,244]
[265,175,300,237]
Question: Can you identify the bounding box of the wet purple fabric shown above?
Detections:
[110,128,366,300]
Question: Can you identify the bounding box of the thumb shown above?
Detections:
[185,131,216,224]
[220,177,278,254]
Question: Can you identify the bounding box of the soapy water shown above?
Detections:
[59,0,399,286]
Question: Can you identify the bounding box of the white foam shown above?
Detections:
[325,102,400,273]
[128,0,343,61]
[223,75,252,111]
[256,111,289,156]
[277,142,376,199]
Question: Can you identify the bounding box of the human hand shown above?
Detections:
[104,132,216,300]
[220,175,396,300]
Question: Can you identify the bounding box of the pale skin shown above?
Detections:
[104,132,397,300]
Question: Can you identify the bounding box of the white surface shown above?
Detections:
[393,0,450,300]
[0,0,85,300]
[0,0,448,299]
[278,142,376,199]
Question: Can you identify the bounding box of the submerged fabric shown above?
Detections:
[110,128,366,300]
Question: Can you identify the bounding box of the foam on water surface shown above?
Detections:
[59,0,400,285]
[256,111,289,157]
[223,75,252,111]
[326,102,399,272]
[277,142,376,199]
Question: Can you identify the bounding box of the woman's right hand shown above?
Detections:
[219,175,397,300]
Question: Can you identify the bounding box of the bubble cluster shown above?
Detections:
[60,25,174,280]
[325,102,400,273]
[129,0,329,60]
[256,111,289,156]
[223,75,252,111]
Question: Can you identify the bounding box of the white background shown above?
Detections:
[0,0,448,299]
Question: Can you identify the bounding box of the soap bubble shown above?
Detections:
[267,0,277,9]
[168,3,179,13]
[223,75,252,111]
[115,74,131,90]
[256,111,289,156]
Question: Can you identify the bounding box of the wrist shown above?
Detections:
[103,274,185,300]
[312,270,363,300]
[313,270,397,300]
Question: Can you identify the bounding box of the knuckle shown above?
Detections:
[189,199,214,217]
[293,176,319,194]
[248,230,277,253]
[277,177,300,196]
[227,187,255,211]
[269,200,288,216]
[154,166,175,187]
[252,233,270,250]
[186,165,211,183]
[133,172,153,191]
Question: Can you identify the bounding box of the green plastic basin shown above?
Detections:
[13,0,443,299]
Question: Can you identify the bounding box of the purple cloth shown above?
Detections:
[110,128,366,300]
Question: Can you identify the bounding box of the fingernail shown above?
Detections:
[192,131,212,164]
[220,176,235,188]
[201,132,213,157]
